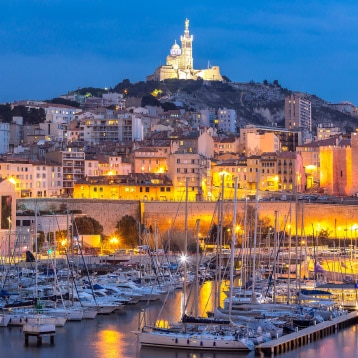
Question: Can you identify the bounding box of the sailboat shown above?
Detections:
[21,203,57,335]
[137,178,256,352]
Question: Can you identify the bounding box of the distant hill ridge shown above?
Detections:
[73,79,358,133]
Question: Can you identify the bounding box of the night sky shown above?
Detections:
[1,1,357,105]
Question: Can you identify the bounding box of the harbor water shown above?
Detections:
[1,279,358,358]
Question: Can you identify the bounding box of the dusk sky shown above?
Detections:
[1,1,357,105]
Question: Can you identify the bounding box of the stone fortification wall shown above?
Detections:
[141,201,354,237]
[17,199,140,236]
[17,199,358,240]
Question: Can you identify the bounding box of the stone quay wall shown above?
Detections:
[17,198,140,236]
[17,199,358,240]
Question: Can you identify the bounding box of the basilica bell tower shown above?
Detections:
[180,18,194,70]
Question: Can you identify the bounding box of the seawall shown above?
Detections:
[17,199,358,240]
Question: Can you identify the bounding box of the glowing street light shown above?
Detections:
[180,254,188,264]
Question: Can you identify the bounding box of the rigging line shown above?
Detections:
[70,213,98,305]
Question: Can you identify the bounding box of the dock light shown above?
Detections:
[180,254,188,263]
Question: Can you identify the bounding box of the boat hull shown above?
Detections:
[138,331,254,351]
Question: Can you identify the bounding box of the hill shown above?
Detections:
[75,79,358,133]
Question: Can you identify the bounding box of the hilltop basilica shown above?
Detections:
[146,19,223,82]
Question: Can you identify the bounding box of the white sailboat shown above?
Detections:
[137,178,256,352]
[22,203,58,335]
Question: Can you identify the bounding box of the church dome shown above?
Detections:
[170,40,181,56]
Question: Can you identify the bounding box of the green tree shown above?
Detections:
[115,215,139,248]
[141,94,160,107]
[47,97,80,108]
[73,216,103,237]
[33,231,45,252]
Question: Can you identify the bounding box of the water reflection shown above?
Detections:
[1,279,357,358]
[139,347,255,358]
[93,329,124,358]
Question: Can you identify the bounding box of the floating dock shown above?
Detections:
[255,311,358,356]
[23,323,56,346]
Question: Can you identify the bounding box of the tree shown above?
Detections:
[47,97,80,108]
[73,216,103,237]
[115,215,139,248]
[141,94,160,107]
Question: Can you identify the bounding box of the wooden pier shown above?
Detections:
[255,311,358,356]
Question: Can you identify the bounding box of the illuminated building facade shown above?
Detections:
[319,133,358,196]
[213,137,240,157]
[297,135,342,189]
[45,150,85,196]
[85,154,132,176]
[132,146,169,174]
[0,160,62,198]
[147,19,223,82]
[167,152,210,201]
[277,151,305,192]
[316,123,342,140]
[73,173,173,201]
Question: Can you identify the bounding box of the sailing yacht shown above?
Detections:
[137,178,257,352]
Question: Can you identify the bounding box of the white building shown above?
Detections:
[43,103,81,124]
[199,109,216,127]
[33,163,63,198]
[285,93,312,132]
[217,108,237,133]
[0,123,10,154]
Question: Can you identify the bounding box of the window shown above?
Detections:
[145,187,149,192]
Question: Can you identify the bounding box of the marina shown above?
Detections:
[1,249,358,356]
[0,279,358,357]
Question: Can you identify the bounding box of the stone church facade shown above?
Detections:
[146,19,223,82]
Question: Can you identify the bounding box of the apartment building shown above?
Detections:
[0,159,62,198]
[0,122,10,154]
[45,150,85,196]
[73,173,173,201]
[285,93,312,132]
[167,152,210,201]
[277,151,305,192]
[217,108,237,133]
[211,158,248,200]
[132,146,170,174]
[85,154,132,176]
[213,136,240,157]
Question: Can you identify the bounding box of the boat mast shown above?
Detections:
[250,174,259,304]
[194,219,200,317]
[182,177,189,318]
[215,175,225,309]
[229,177,238,317]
